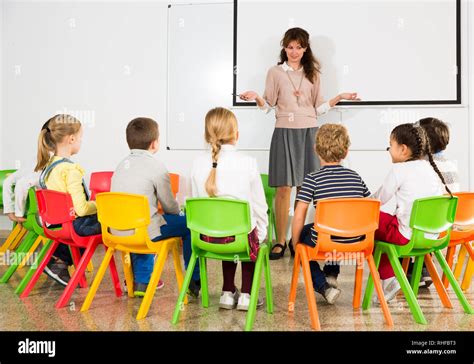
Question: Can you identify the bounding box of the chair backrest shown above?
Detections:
[260,174,275,207]
[312,198,380,256]
[185,197,252,256]
[0,169,17,207]
[452,192,474,227]
[96,192,151,252]
[23,187,44,235]
[169,173,180,198]
[406,195,458,253]
[89,171,114,200]
[35,189,76,241]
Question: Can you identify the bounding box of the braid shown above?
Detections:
[205,137,222,197]
[407,125,424,161]
[424,130,453,198]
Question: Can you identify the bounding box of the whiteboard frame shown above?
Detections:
[232,0,462,107]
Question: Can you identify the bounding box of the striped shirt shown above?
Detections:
[296,165,371,243]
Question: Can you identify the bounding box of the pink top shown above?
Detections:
[261,63,330,129]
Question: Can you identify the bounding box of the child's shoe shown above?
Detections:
[373,276,401,304]
[219,288,240,310]
[236,293,264,311]
[326,274,338,289]
[316,283,341,305]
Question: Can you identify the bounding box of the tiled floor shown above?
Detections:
[0,239,472,331]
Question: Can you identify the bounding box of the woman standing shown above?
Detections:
[240,27,359,260]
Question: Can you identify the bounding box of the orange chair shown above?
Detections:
[442,193,474,288]
[158,173,179,214]
[288,198,393,330]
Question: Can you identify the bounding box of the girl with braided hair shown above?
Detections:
[371,123,448,303]
[191,107,268,310]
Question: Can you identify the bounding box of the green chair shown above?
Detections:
[172,197,273,331]
[0,188,52,291]
[363,196,473,324]
[260,174,276,244]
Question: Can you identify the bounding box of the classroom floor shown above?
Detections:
[0,234,472,331]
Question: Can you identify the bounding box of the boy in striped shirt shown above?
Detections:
[292,124,370,304]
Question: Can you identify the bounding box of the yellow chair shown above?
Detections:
[81,192,187,320]
[462,256,473,291]
[0,224,27,254]
[453,243,473,291]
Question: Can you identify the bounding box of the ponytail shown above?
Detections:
[34,114,82,172]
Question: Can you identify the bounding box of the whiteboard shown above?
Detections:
[234,0,460,106]
[167,2,234,150]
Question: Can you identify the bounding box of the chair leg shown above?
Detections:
[288,244,301,312]
[442,246,456,288]
[172,252,198,325]
[15,239,52,295]
[424,254,452,308]
[410,255,424,297]
[122,252,134,298]
[0,224,24,254]
[434,250,473,314]
[300,248,320,330]
[20,240,60,299]
[70,246,87,289]
[199,256,209,308]
[56,242,99,308]
[7,227,28,252]
[0,231,38,283]
[105,246,122,298]
[353,256,364,309]
[171,242,188,305]
[362,245,382,310]
[136,242,171,320]
[18,235,44,269]
[385,245,427,324]
[453,245,467,280]
[366,254,393,326]
[461,257,473,291]
[81,247,115,312]
[263,245,273,314]
[245,249,265,331]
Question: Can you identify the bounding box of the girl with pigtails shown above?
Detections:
[370,122,452,303]
[190,107,268,311]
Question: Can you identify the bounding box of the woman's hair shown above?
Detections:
[391,123,452,197]
[315,123,350,163]
[278,27,321,84]
[418,117,450,154]
[204,107,238,197]
[35,114,82,172]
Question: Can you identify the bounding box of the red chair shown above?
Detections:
[89,171,114,201]
[20,190,122,308]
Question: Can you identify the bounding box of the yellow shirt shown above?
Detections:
[44,156,96,217]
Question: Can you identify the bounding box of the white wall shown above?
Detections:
[0,0,473,221]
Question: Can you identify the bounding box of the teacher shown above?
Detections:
[240,27,359,260]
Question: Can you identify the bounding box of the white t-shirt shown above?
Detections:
[190,144,269,243]
[372,160,444,239]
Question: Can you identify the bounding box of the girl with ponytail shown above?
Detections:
[370,123,446,303]
[191,107,268,310]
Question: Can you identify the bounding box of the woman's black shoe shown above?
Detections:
[269,242,287,260]
[288,239,295,258]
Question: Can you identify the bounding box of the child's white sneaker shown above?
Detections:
[373,276,401,304]
[236,293,264,311]
[219,289,240,310]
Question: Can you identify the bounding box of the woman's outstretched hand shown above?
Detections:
[239,91,259,101]
[339,92,360,101]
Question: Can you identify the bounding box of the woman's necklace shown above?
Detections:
[286,67,304,106]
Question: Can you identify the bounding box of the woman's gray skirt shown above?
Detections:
[268,127,320,187]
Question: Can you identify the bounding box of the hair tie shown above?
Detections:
[212,162,218,168]
[45,127,51,133]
